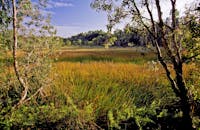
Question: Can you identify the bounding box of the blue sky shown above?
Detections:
[44,0,108,37]
[44,0,197,38]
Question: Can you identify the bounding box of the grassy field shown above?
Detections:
[47,47,198,128]
[55,47,156,64]
[1,47,199,129]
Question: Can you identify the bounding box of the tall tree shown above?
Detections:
[1,0,55,108]
[91,0,199,129]
[0,0,12,49]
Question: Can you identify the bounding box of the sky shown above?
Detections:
[44,0,108,38]
[43,0,198,38]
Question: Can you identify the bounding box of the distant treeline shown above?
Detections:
[61,25,150,47]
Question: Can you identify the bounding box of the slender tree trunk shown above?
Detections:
[2,0,5,8]
[12,0,28,106]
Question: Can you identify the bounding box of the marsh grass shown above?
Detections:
[1,47,198,129]
[51,62,168,124]
[49,48,198,127]
[54,48,156,64]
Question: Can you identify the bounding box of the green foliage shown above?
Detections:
[0,0,12,28]
[65,39,72,46]
[107,101,160,130]
[65,30,109,46]
[63,27,145,47]
[181,13,200,63]
[1,101,79,129]
[0,0,58,129]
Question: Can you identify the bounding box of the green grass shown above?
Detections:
[54,47,156,64]
[1,47,199,129]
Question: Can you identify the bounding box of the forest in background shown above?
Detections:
[62,26,146,47]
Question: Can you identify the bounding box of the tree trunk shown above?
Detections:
[155,0,194,129]
[180,96,194,130]
[12,0,28,106]
[175,64,194,130]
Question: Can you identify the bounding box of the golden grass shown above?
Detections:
[52,62,157,109]
[1,48,199,123]
[51,61,197,102]
[53,62,168,87]
[52,61,196,88]
[56,48,155,59]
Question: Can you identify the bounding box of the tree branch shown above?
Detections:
[145,0,156,35]
[131,0,157,39]
[157,51,180,96]
[153,0,182,96]
[170,0,182,63]
[183,53,200,63]
[155,0,179,66]
[23,87,44,104]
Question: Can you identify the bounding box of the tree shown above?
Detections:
[91,0,199,129]
[65,39,72,46]
[0,1,58,128]
[0,0,11,27]
[12,0,28,107]
[104,35,117,48]
[0,0,12,50]
[0,0,55,109]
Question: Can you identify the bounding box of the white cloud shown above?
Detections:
[47,0,73,9]
[40,9,56,15]
[54,2,73,8]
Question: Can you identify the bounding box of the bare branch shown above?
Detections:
[145,0,156,34]
[155,0,179,67]
[183,53,200,63]
[170,0,182,62]
[23,87,44,104]
[131,0,157,39]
